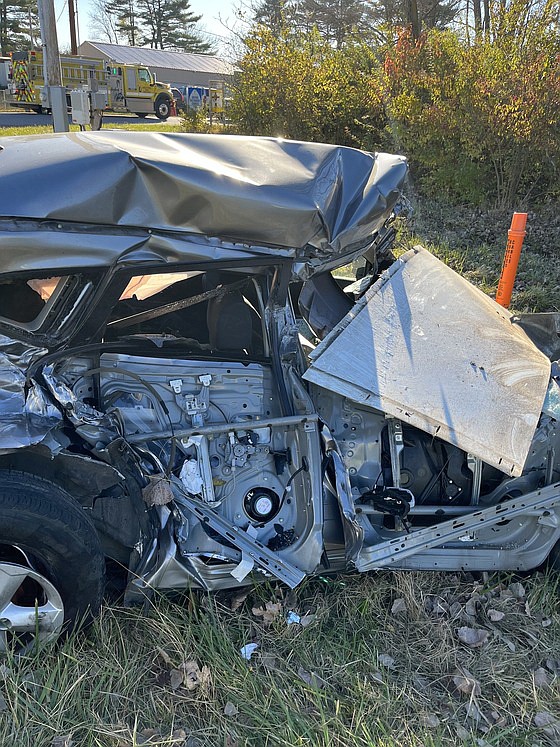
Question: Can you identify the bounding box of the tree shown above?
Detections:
[368,0,460,35]
[229,25,386,148]
[92,0,213,51]
[103,0,141,45]
[252,0,293,34]
[89,0,121,43]
[291,0,379,47]
[383,0,560,206]
[0,0,38,54]
[137,0,213,50]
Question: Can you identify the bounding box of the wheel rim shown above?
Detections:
[0,561,64,652]
[158,102,169,117]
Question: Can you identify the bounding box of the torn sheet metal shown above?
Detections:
[0,356,61,450]
[0,132,407,268]
[304,247,551,477]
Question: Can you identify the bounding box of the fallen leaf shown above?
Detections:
[391,598,407,615]
[170,730,188,746]
[508,582,525,599]
[300,613,316,627]
[224,702,239,717]
[465,701,482,727]
[457,627,489,648]
[231,589,250,612]
[378,653,396,669]
[252,601,282,625]
[240,643,259,660]
[142,476,173,505]
[297,666,325,689]
[137,729,158,746]
[545,658,560,673]
[51,737,74,747]
[448,601,463,620]
[422,713,440,728]
[169,669,183,690]
[533,667,552,688]
[487,609,505,622]
[486,710,506,727]
[465,595,481,616]
[453,669,481,697]
[370,670,384,685]
[455,723,471,740]
[534,711,560,737]
[180,660,210,691]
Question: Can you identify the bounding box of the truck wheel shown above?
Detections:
[154,96,171,120]
[0,472,105,652]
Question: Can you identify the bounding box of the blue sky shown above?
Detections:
[54,0,237,53]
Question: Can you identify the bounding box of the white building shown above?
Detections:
[77,41,234,88]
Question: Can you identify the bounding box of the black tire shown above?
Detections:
[0,471,105,642]
[154,95,171,120]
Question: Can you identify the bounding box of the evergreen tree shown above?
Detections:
[103,0,141,46]
[0,0,38,54]
[253,0,293,35]
[137,0,212,50]
[290,0,378,47]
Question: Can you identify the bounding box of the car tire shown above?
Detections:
[154,96,171,120]
[0,471,105,651]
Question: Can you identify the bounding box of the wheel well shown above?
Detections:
[0,449,148,559]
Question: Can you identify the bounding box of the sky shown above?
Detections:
[53,0,239,54]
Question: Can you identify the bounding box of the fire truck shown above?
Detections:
[9,50,174,119]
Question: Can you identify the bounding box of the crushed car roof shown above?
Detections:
[0,132,407,271]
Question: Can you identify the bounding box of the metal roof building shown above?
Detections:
[77,41,234,87]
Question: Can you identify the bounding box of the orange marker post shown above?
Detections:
[495,212,528,308]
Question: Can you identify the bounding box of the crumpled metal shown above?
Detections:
[0,350,61,450]
[0,132,408,269]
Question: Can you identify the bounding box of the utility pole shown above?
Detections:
[37,0,69,132]
[68,0,78,54]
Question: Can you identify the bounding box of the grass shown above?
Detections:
[0,123,184,137]
[1,571,559,746]
[397,199,560,313]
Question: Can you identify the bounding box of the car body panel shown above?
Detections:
[0,132,407,268]
[304,247,551,476]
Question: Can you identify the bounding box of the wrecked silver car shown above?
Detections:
[0,132,559,650]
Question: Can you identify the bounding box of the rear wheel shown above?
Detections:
[0,472,105,652]
[154,95,171,120]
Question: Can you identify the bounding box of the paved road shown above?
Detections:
[0,111,182,128]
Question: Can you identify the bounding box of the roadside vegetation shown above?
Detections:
[1,570,559,746]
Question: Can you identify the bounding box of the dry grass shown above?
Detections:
[0,571,559,746]
[397,200,560,313]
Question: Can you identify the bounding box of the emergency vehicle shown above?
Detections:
[9,50,174,119]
